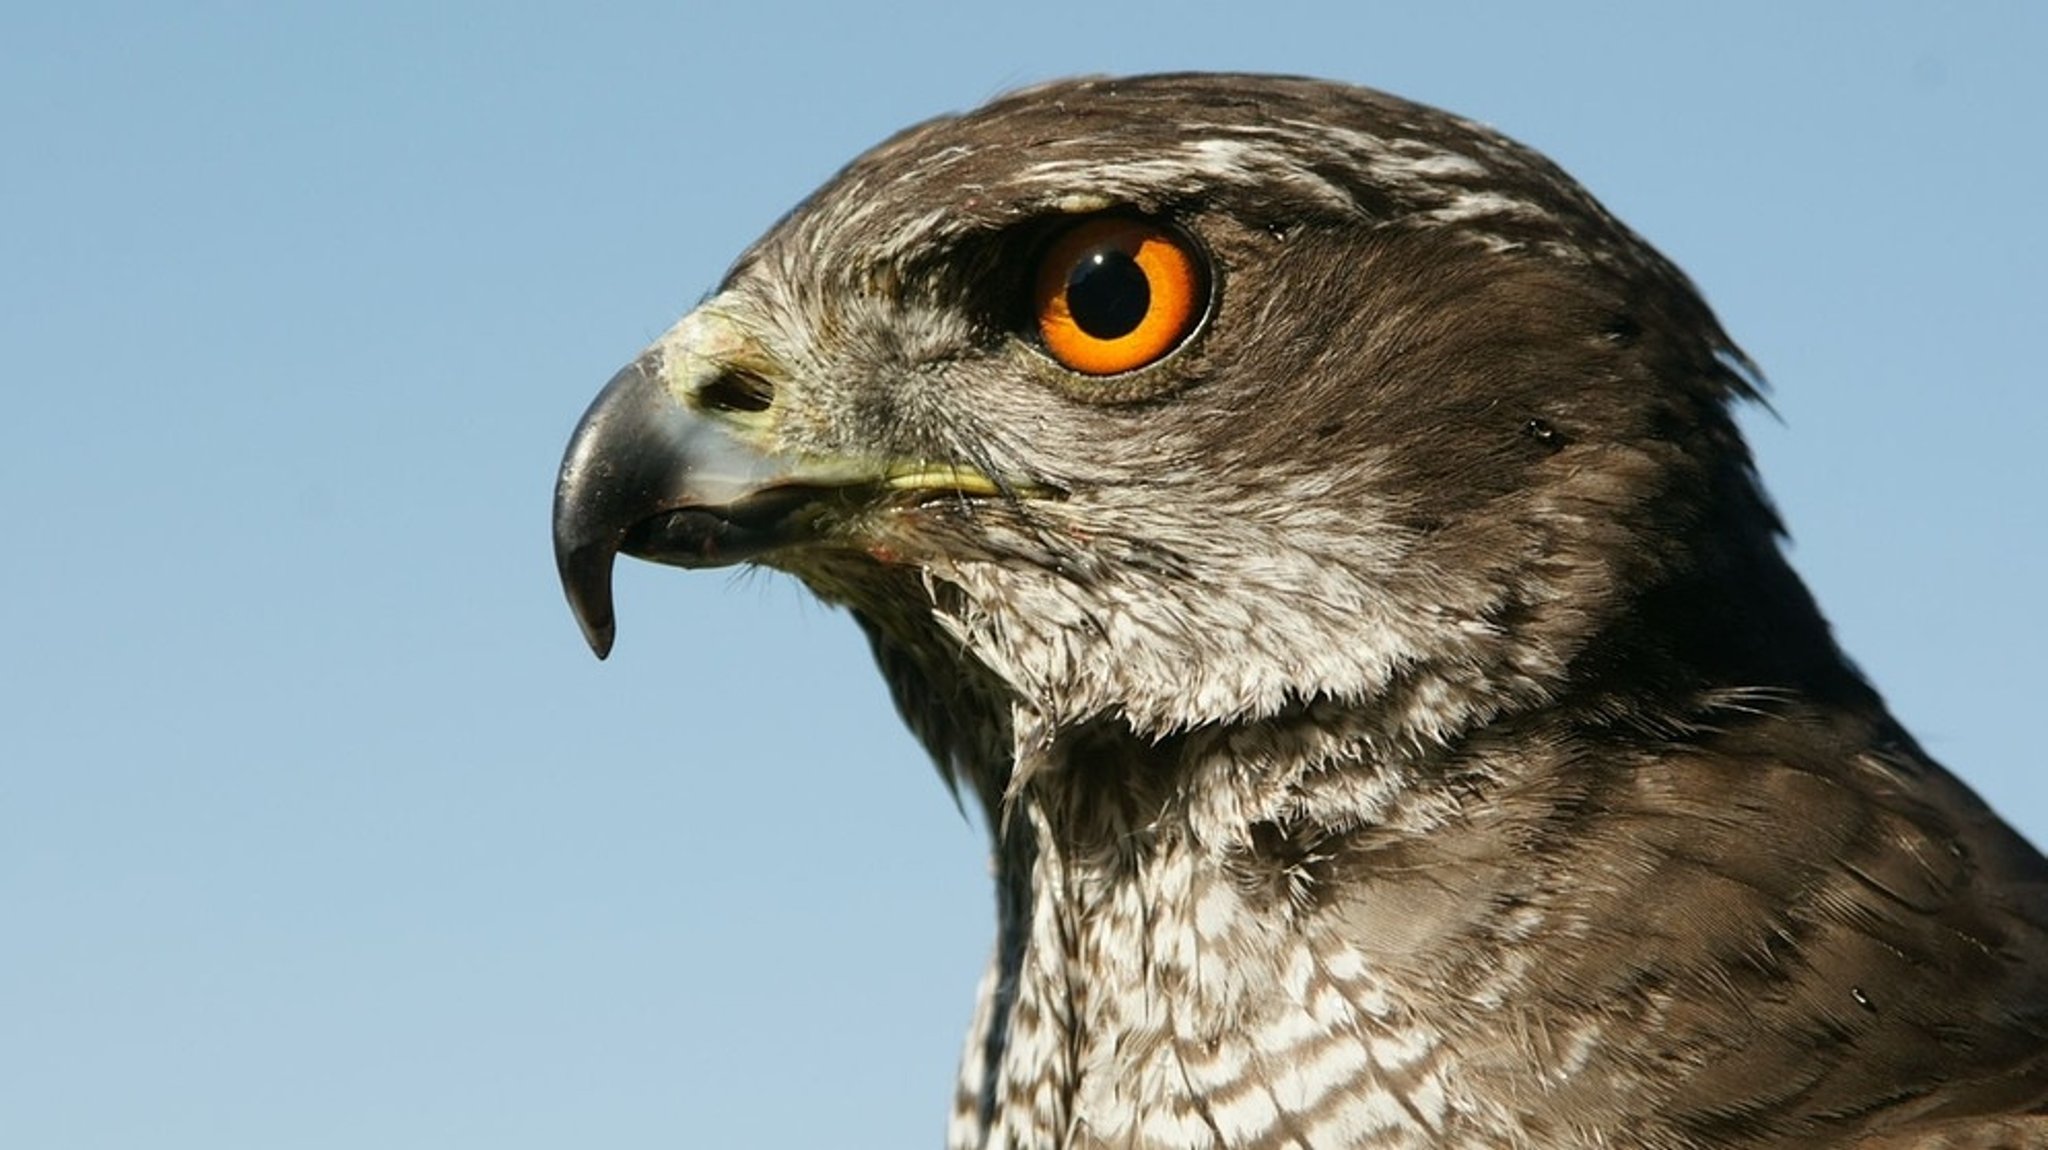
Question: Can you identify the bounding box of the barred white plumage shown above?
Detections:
[554,74,2048,1148]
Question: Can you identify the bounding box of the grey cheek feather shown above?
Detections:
[909,472,1536,746]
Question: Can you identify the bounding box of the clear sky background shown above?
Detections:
[4,5,2043,1148]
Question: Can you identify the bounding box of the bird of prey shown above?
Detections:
[552,74,2048,1149]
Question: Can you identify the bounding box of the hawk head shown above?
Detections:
[551,75,2048,1146]
[554,75,1866,797]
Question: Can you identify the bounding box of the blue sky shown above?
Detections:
[4,4,2043,1147]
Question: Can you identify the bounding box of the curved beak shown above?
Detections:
[553,308,1041,660]
[551,353,807,659]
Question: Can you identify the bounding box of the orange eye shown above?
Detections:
[1033,217,1205,376]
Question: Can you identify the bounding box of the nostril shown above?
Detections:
[696,370,775,414]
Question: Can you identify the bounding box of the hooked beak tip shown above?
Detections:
[556,539,620,660]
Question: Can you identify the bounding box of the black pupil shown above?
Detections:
[1065,248,1150,339]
